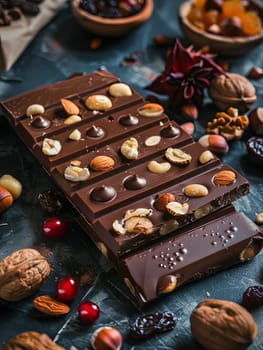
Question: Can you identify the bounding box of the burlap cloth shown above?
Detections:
[0,0,66,72]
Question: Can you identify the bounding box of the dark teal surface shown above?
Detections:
[0,1,263,349]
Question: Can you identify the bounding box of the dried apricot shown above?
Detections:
[240,11,262,36]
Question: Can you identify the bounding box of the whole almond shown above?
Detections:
[90,155,115,171]
[213,170,236,186]
[184,184,209,197]
[61,98,80,115]
[33,295,70,316]
[190,299,257,350]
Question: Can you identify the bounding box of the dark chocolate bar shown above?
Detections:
[118,205,263,305]
[1,68,261,305]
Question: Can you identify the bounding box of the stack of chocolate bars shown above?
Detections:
[1,69,262,306]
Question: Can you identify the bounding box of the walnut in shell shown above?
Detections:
[0,248,50,302]
[190,299,257,350]
[208,73,256,113]
[2,331,65,350]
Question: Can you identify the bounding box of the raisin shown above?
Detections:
[242,286,263,307]
[38,189,68,213]
[129,312,176,339]
[247,137,263,165]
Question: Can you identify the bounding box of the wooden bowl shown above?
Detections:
[71,0,153,38]
[179,0,263,56]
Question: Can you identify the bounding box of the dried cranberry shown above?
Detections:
[78,301,100,324]
[42,217,66,239]
[242,286,263,307]
[129,312,176,339]
[55,276,78,303]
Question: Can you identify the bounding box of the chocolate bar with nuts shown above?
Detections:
[117,205,263,305]
[1,68,261,305]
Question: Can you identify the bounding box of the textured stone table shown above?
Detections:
[0,1,263,349]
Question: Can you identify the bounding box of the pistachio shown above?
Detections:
[147,160,171,174]
[64,166,90,182]
[109,83,132,97]
[166,202,189,216]
[26,104,45,117]
[42,138,62,156]
[120,137,139,160]
[165,147,192,165]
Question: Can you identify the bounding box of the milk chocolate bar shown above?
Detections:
[1,68,261,305]
[117,205,263,305]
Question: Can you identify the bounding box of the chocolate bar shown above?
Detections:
[117,205,263,305]
[1,68,262,305]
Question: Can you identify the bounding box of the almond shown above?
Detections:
[90,155,115,171]
[213,170,236,186]
[33,295,70,316]
[61,98,80,115]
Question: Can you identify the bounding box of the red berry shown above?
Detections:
[242,285,263,307]
[55,276,78,302]
[42,217,66,239]
[78,301,100,324]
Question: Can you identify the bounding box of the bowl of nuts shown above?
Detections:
[71,0,153,37]
[179,0,263,56]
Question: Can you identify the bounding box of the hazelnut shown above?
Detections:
[198,134,229,156]
[248,107,263,136]
[91,326,122,350]
[154,193,176,211]
[0,184,13,213]
[220,16,243,36]
[190,299,257,350]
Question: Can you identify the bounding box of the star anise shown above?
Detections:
[147,39,224,118]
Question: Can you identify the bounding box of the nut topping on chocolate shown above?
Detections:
[85,94,112,111]
[165,147,192,165]
[144,135,161,147]
[0,248,50,302]
[213,170,236,186]
[26,104,45,117]
[68,129,81,141]
[183,184,209,197]
[60,98,80,116]
[64,115,82,125]
[147,160,171,174]
[42,138,62,156]
[90,155,115,171]
[120,137,139,160]
[109,82,132,97]
[64,165,90,182]
[166,201,189,216]
[138,103,164,117]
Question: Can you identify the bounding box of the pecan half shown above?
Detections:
[33,295,70,316]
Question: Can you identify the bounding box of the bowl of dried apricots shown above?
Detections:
[179,0,263,56]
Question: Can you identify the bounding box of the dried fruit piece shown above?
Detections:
[242,286,263,307]
[64,165,90,182]
[42,138,62,156]
[61,98,80,115]
[183,184,209,197]
[129,312,176,339]
[78,300,100,324]
[85,94,112,111]
[190,299,257,350]
[147,160,171,174]
[213,170,236,185]
[109,82,132,97]
[120,137,139,160]
[166,201,189,216]
[33,295,70,316]
[90,155,115,171]
[165,147,192,165]
[246,136,263,165]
